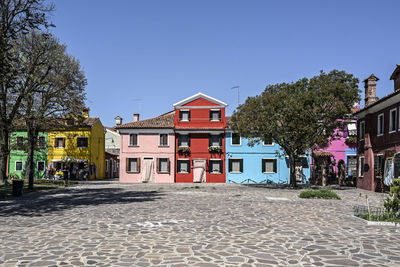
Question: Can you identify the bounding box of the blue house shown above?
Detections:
[225,130,311,184]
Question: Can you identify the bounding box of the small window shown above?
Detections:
[210,110,221,121]
[229,159,243,173]
[390,108,397,133]
[77,137,88,148]
[231,133,241,146]
[178,134,190,147]
[263,136,274,146]
[359,157,365,177]
[126,158,140,173]
[38,136,46,148]
[377,113,384,136]
[262,159,277,173]
[105,159,109,171]
[179,110,190,121]
[209,134,222,147]
[347,123,357,136]
[374,155,383,178]
[157,158,170,173]
[15,161,23,171]
[55,137,65,148]
[37,161,45,172]
[16,136,24,147]
[209,159,223,174]
[359,121,365,140]
[159,134,168,146]
[129,134,138,146]
[177,160,190,173]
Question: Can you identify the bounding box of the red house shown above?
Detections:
[355,65,400,191]
[173,93,228,183]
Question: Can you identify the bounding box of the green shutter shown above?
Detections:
[240,159,243,173]
[262,159,266,173]
[228,159,232,172]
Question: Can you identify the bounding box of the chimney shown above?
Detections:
[115,116,122,125]
[133,113,140,122]
[390,64,400,91]
[364,74,379,107]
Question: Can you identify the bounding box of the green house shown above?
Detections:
[8,131,48,179]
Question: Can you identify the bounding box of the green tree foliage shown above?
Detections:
[231,70,360,186]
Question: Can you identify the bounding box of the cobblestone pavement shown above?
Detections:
[1,183,399,267]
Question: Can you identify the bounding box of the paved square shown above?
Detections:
[1,182,400,267]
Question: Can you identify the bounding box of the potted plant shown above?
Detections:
[345,136,357,146]
[209,146,222,153]
[177,147,191,154]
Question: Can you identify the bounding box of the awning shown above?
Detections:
[313,151,333,157]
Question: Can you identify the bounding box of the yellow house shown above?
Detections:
[47,115,105,180]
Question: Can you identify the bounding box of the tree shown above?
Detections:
[0,0,54,183]
[15,31,87,189]
[231,70,360,187]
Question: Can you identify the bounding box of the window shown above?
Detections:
[347,155,357,177]
[55,162,63,171]
[16,136,24,147]
[229,158,243,173]
[390,108,397,133]
[209,159,223,174]
[15,161,23,172]
[157,158,170,173]
[179,110,190,121]
[262,159,277,173]
[263,136,274,146]
[177,159,190,173]
[359,121,365,140]
[210,110,221,121]
[129,134,138,146]
[105,159,109,172]
[231,133,241,146]
[374,155,383,178]
[359,157,365,177]
[55,137,65,148]
[209,134,222,147]
[38,136,46,148]
[37,161,45,172]
[126,158,140,173]
[159,134,168,146]
[77,137,88,148]
[377,113,384,136]
[347,123,357,136]
[300,156,309,168]
[178,134,190,147]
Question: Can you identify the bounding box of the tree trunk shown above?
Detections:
[289,154,297,188]
[25,125,36,190]
[322,158,328,186]
[0,128,10,183]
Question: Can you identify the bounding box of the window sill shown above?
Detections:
[210,172,222,174]
[128,145,139,147]
[180,120,190,122]
[263,172,277,174]
[77,147,88,149]
[210,120,221,122]
[389,131,396,134]
[229,171,242,174]
[158,171,170,174]
[231,144,241,146]
[178,172,189,174]
[158,145,169,148]
[126,171,140,174]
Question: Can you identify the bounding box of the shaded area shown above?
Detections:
[241,183,356,191]
[0,187,162,217]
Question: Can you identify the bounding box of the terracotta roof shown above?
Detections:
[104,126,117,132]
[83,117,99,127]
[354,89,400,116]
[116,111,175,129]
[390,64,400,80]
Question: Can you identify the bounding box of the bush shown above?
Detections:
[299,188,341,200]
[384,178,400,219]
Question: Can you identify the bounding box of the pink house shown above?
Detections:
[116,112,175,183]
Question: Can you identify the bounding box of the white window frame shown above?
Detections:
[390,108,397,133]
[76,136,89,148]
[55,137,65,148]
[229,158,243,173]
[159,133,169,147]
[15,161,23,172]
[129,133,139,146]
[177,159,190,173]
[209,159,223,174]
[179,110,190,122]
[158,158,169,173]
[377,113,384,136]
[262,158,277,173]
[359,156,365,177]
[359,121,365,140]
[37,161,45,172]
[178,134,189,147]
[231,133,241,146]
[262,139,274,146]
[38,136,46,148]
[210,109,221,122]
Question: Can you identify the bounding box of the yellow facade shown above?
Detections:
[47,119,105,179]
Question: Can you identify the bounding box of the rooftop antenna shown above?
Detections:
[231,86,240,107]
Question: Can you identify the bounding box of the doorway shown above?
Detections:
[142,158,154,183]
[193,159,206,183]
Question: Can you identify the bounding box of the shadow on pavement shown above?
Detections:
[0,187,162,217]
[240,183,357,190]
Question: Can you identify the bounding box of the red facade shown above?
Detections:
[173,93,227,183]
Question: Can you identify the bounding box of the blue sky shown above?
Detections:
[49,0,400,126]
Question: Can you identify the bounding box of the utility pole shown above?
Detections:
[231,86,240,107]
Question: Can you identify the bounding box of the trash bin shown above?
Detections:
[12,179,24,197]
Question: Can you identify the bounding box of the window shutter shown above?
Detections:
[188,160,191,173]
[262,159,266,173]
[219,134,222,146]
[179,111,182,121]
[167,159,170,174]
[209,110,212,121]
[219,161,223,174]
[156,158,160,173]
[209,135,212,147]
[208,160,211,173]
[126,158,130,172]
[188,111,191,121]
[62,138,65,148]
[54,138,57,147]
[188,134,191,147]
[229,159,232,172]
[177,161,181,173]
[273,160,277,173]
[218,110,221,121]
[240,159,243,173]
[137,158,141,173]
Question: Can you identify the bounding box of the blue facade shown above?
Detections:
[225,131,311,184]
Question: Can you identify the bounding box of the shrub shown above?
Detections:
[299,188,341,200]
[384,178,400,219]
